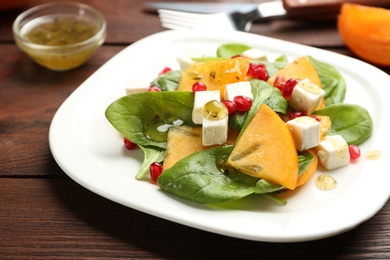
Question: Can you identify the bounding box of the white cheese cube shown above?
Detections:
[192,90,220,124]
[177,48,203,70]
[224,81,253,101]
[316,135,350,170]
[242,48,267,60]
[286,116,320,151]
[289,78,325,115]
[125,81,149,94]
[202,117,228,146]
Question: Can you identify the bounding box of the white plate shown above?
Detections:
[49,30,390,242]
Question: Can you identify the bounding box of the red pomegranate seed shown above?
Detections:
[233,95,252,112]
[123,137,137,150]
[283,78,300,99]
[247,63,269,81]
[348,145,361,160]
[148,85,161,92]
[289,112,307,120]
[289,112,321,122]
[150,162,163,182]
[273,74,286,93]
[158,67,171,76]
[192,81,207,92]
[310,115,321,122]
[223,100,237,115]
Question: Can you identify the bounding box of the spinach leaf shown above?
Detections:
[297,151,315,174]
[307,56,346,106]
[232,80,287,134]
[250,79,288,114]
[228,80,287,131]
[136,145,165,180]
[314,103,373,145]
[150,70,181,91]
[216,43,251,58]
[262,55,289,77]
[105,91,195,149]
[158,146,260,204]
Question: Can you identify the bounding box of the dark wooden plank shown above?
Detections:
[0,0,164,44]
[0,44,124,177]
[1,178,390,259]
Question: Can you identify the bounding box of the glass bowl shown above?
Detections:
[13,2,107,71]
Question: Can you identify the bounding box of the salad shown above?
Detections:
[105,43,373,205]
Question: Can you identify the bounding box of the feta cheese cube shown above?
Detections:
[177,48,203,70]
[224,81,253,101]
[242,48,267,60]
[202,117,228,146]
[316,135,350,170]
[192,90,220,124]
[289,78,325,115]
[286,116,320,151]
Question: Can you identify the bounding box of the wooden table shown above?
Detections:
[1,0,390,258]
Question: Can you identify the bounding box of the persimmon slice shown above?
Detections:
[338,3,390,66]
[227,104,299,190]
[178,57,250,99]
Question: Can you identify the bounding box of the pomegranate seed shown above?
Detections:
[273,74,286,93]
[349,145,361,160]
[223,100,237,115]
[148,85,161,92]
[158,67,171,76]
[289,112,307,120]
[289,112,321,122]
[123,137,137,150]
[233,95,252,112]
[192,81,207,92]
[247,63,269,81]
[310,115,321,122]
[283,78,300,99]
[150,162,163,182]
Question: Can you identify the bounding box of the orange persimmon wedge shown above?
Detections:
[267,56,324,109]
[163,126,239,171]
[267,56,322,88]
[177,57,250,99]
[227,104,299,190]
[338,3,390,66]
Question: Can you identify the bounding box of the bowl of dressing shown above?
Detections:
[13,2,107,71]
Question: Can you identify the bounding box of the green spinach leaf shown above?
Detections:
[216,43,251,58]
[228,80,287,131]
[150,70,181,91]
[105,91,195,148]
[314,103,373,145]
[136,145,165,180]
[307,56,346,106]
[158,146,260,204]
[262,55,289,77]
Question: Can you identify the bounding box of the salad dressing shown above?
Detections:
[366,150,381,160]
[23,15,99,46]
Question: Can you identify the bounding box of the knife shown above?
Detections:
[145,0,390,20]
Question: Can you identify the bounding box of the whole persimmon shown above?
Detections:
[338,3,390,66]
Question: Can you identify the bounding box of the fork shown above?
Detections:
[157,1,286,32]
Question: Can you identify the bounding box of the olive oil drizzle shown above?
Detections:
[24,16,98,46]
